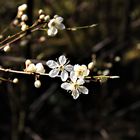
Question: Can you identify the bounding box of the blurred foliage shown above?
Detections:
[0,0,140,140]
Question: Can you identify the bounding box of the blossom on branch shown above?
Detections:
[47,15,65,36]
[73,64,90,79]
[61,71,88,99]
[46,55,73,81]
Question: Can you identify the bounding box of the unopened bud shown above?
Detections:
[21,14,28,21]
[18,4,27,12]
[88,62,94,70]
[21,24,28,31]
[38,9,44,15]
[13,19,19,26]
[34,80,41,88]
[44,15,50,21]
[26,63,36,73]
[25,59,32,67]
[4,45,10,52]
[36,63,45,73]
[13,78,19,83]
[39,14,45,20]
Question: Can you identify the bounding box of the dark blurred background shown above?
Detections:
[0,0,140,140]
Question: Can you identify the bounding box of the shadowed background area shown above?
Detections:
[0,0,140,140]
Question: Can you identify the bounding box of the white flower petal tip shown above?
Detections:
[49,69,59,77]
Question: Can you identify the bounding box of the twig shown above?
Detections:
[0,67,49,76]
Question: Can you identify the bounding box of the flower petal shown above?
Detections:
[48,19,55,28]
[61,82,71,90]
[77,78,85,85]
[65,64,73,72]
[49,69,59,77]
[85,69,90,76]
[78,86,88,94]
[59,55,67,65]
[46,60,59,68]
[60,70,68,81]
[55,16,63,23]
[47,27,58,36]
[56,23,65,30]
[72,90,80,99]
[70,71,77,83]
[74,64,80,71]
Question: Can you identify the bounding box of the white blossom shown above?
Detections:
[61,72,88,99]
[73,64,90,79]
[36,63,45,74]
[46,55,73,81]
[47,15,65,36]
[26,63,36,73]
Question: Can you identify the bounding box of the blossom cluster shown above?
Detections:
[13,4,29,31]
[13,4,65,36]
[24,59,45,88]
[46,55,89,99]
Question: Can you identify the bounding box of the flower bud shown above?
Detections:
[26,63,36,73]
[25,59,32,67]
[39,14,45,20]
[21,14,28,21]
[34,80,41,88]
[21,24,28,31]
[18,4,27,12]
[36,63,45,73]
[38,9,44,15]
[13,78,19,83]
[44,15,50,21]
[4,45,10,52]
[88,62,94,70]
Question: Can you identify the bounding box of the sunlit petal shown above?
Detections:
[72,90,79,99]
[78,86,88,94]
[77,78,85,85]
[59,55,67,65]
[55,17,63,23]
[49,69,59,77]
[46,60,59,68]
[56,23,65,30]
[60,70,68,81]
[47,27,58,36]
[61,83,71,90]
[65,65,73,72]
[70,71,77,83]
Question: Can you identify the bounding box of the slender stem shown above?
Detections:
[0,67,49,76]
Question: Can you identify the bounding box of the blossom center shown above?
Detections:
[51,21,56,27]
[59,65,64,71]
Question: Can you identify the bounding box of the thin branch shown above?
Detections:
[0,67,49,76]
